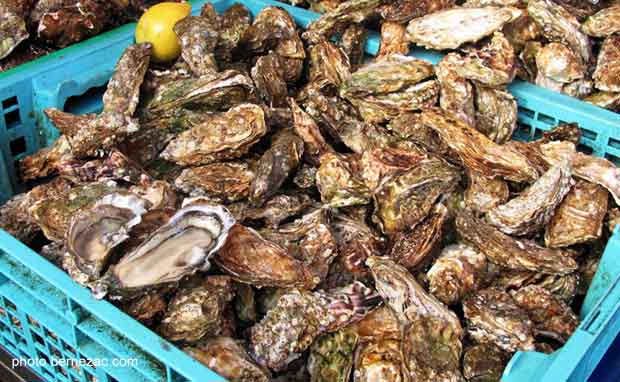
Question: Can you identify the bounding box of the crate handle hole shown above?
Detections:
[63,85,107,115]
[608,137,620,150]
[580,128,598,141]
[2,96,18,110]
[4,109,21,130]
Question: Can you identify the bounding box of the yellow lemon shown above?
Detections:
[135,2,192,63]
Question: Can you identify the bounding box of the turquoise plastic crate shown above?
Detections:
[0,0,618,381]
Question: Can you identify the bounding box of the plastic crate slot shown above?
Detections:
[518,106,535,118]
[577,144,594,155]
[5,299,16,312]
[4,108,21,130]
[536,112,557,125]
[9,136,26,156]
[581,128,598,141]
[2,96,18,110]
[533,128,544,140]
[608,137,620,150]
[605,153,620,165]
[64,85,107,116]
[33,332,45,345]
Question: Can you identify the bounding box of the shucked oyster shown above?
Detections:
[0,4,28,60]
[593,35,620,93]
[96,203,235,299]
[456,209,578,275]
[308,330,359,382]
[66,193,149,280]
[582,5,620,37]
[161,103,267,166]
[186,337,272,382]
[248,282,379,371]
[174,162,255,202]
[486,160,573,236]
[405,7,522,50]
[463,288,536,352]
[158,276,235,343]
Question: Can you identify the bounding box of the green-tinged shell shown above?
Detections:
[317,153,372,208]
[308,330,359,382]
[0,4,28,60]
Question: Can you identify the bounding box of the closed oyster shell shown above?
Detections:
[317,153,372,208]
[353,339,408,382]
[103,43,151,116]
[462,343,511,382]
[421,107,539,183]
[0,193,40,244]
[348,306,401,341]
[593,34,620,92]
[584,91,620,112]
[359,145,425,191]
[536,42,586,83]
[377,21,410,59]
[486,160,573,236]
[122,291,167,326]
[427,244,488,305]
[289,98,333,164]
[217,3,251,60]
[158,276,235,343]
[308,330,359,382]
[463,287,536,352]
[379,0,456,23]
[474,85,518,144]
[248,282,379,371]
[582,5,620,37]
[405,7,522,50]
[161,103,267,166]
[511,285,579,343]
[493,270,579,304]
[251,52,288,107]
[186,337,272,382]
[174,16,219,77]
[0,4,28,60]
[244,193,316,227]
[464,169,510,213]
[453,32,516,87]
[174,162,255,202]
[309,41,352,89]
[97,204,235,299]
[456,209,578,275]
[340,24,367,68]
[545,180,608,248]
[58,150,147,185]
[436,53,476,127]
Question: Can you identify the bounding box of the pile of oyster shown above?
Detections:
[1,2,619,381]
[0,0,174,72]
[282,0,620,111]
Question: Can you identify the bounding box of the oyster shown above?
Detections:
[474,85,517,144]
[511,285,579,343]
[388,203,448,269]
[317,153,372,208]
[528,0,592,63]
[582,5,620,37]
[456,209,578,275]
[308,330,359,382]
[463,288,536,352]
[353,340,408,382]
[348,306,401,341]
[359,145,425,191]
[405,7,522,50]
[421,108,539,182]
[436,53,476,127]
[519,40,543,81]
[40,242,66,267]
[462,343,511,382]
[103,43,151,116]
[215,225,318,289]
[161,103,267,166]
[0,193,40,244]
[486,160,573,236]
[66,193,149,279]
[372,157,460,234]
[235,283,257,323]
[340,24,367,68]
[244,193,316,227]
[174,162,255,202]
[58,151,147,185]
[174,16,219,77]
[0,4,28,60]
[453,32,516,87]
[377,21,410,59]
[129,180,178,210]
[289,98,333,164]
[379,0,456,23]
[535,43,586,83]
[427,244,488,306]
[593,35,620,92]
[122,292,167,326]
[248,282,379,371]
[493,270,579,304]
[250,129,304,206]
[186,337,272,382]
[158,276,235,343]
[217,3,252,59]
[584,91,620,111]
[251,53,288,107]
[464,170,510,213]
[309,41,352,89]
[545,181,608,248]
[609,207,620,234]
[97,204,234,299]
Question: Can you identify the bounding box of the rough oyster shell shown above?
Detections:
[290,98,333,165]
[584,91,620,112]
[464,169,510,213]
[244,193,316,227]
[535,42,586,83]
[0,4,28,60]
[377,21,410,59]
[593,34,620,92]
[308,330,359,382]
[317,153,372,208]
[174,162,255,202]
[174,16,219,77]
[0,193,40,244]
[359,144,425,191]
[348,306,401,341]
[103,43,151,116]
[582,5,620,37]
[405,6,522,50]
[379,0,456,23]
[462,343,511,382]
[309,41,352,89]
[353,339,408,382]
[492,270,579,304]
[453,32,516,87]
[436,53,476,127]
[474,85,518,144]
[340,24,367,68]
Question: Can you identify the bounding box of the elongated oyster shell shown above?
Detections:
[511,285,578,343]
[359,145,425,191]
[103,43,151,116]
[377,21,410,59]
[528,0,592,63]
[427,244,488,305]
[174,162,255,202]
[187,337,272,382]
[250,130,304,206]
[161,103,267,166]
[158,276,235,343]
[289,98,333,164]
[582,5,620,37]
[436,53,476,127]
[464,169,510,213]
[0,4,28,60]
[584,91,620,112]
[66,193,149,279]
[593,35,620,92]
[456,209,578,275]
[308,330,359,382]
[536,42,586,83]
[463,288,536,352]
[174,16,218,77]
[244,193,315,227]
[454,32,516,87]
[462,343,511,382]
[493,270,579,303]
[215,224,318,289]
[340,24,367,68]
[251,53,288,107]
[405,7,522,50]
[97,204,234,299]
[545,180,608,248]
[388,203,448,269]
[486,160,573,236]
[379,0,456,23]
[474,85,518,144]
[353,339,408,382]
[248,282,379,371]
[317,153,372,208]
[309,41,352,89]
[421,108,539,182]
[0,193,40,244]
